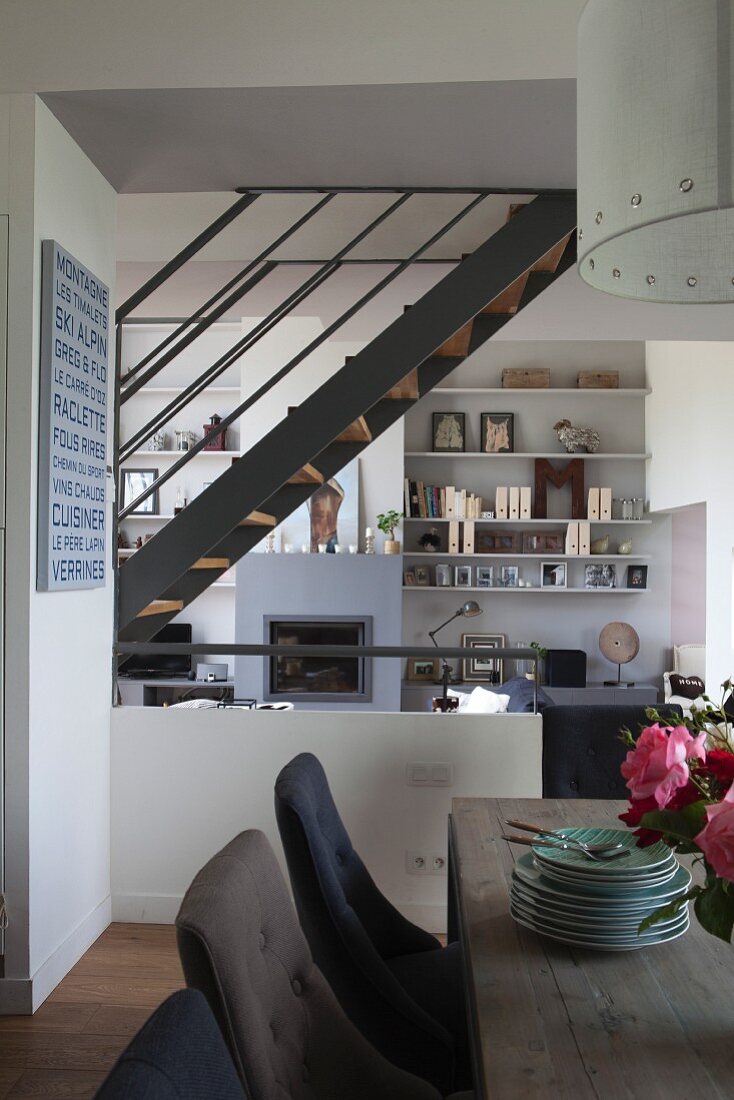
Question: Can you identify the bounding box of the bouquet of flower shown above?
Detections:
[619,683,734,941]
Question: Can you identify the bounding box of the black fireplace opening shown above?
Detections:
[264,615,373,703]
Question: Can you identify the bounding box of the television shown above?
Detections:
[120,622,192,678]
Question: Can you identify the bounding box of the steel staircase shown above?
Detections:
[115,191,576,645]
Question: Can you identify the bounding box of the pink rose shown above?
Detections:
[621,724,706,809]
[695,785,734,883]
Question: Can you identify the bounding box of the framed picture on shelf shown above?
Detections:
[404,570,416,586]
[406,657,440,682]
[522,531,565,554]
[432,411,465,453]
[121,468,159,515]
[498,565,519,588]
[626,564,648,589]
[462,632,507,683]
[435,563,452,587]
[585,563,617,589]
[476,531,521,554]
[414,565,431,587]
[454,564,473,587]
[481,412,514,453]
[476,566,494,588]
[541,561,567,588]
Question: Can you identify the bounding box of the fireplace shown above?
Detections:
[264,615,373,703]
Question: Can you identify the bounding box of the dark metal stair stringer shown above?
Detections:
[118,195,576,631]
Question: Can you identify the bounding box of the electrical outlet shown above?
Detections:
[406,761,454,787]
[406,851,428,874]
[431,854,447,874]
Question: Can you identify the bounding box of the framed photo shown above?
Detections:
[121,468,159,514]
[404,570,416,586]
[541,561,567,588]
[522,531,565,554]
[414,565,431,587]
[476,531,520,554]
[476,566,494,588]
[481,412,514,453]
[432,411,465,453]
[454,564,473,587]
[462,632,507,683]
[498,565,519,588]
[406,657,440,682]
[627,564,648,589]
[585,563,617,589]
[435,563,452,587]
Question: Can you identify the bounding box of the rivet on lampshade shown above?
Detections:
[578,0,734,303]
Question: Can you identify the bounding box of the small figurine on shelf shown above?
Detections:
[202,413,227,452]
[117,531,128,549]
[135,536,143,549]
[418,527,441,552]
[364,527,375,555]
[377,510,402,555]
[265,531,276,554]
[146,429,167,452]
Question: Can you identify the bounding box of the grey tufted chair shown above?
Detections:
[176,831,473,1100]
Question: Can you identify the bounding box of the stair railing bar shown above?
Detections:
[118,193,413,469]
[119,260,277,402]
[118,191,486,518]
[116,191,260,323]
[118,259,339,462]
[235,185,575,196]
[120,194,335,389]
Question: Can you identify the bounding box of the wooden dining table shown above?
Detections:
[448,797,734,1100]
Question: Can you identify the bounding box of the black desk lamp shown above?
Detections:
[429,600,482,713]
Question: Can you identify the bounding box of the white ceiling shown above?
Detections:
[1,0,585,93]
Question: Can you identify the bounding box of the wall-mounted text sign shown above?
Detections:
[37,241,109,590]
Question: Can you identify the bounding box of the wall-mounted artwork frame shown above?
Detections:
[432,411,465,452]
[462,632,507,683]
[121,468,159,515]
[481,412,514,453]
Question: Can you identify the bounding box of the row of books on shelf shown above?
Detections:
[404,480,486,519]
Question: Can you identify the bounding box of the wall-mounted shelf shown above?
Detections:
[403,552,651,561]
[429,387,651,397]
[124,450,240,458]
[405,452,650,460]
[403,517,652,526]
[402,586,646,594]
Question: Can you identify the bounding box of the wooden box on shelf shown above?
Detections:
[577,370,619,389]
[502,367,550,389]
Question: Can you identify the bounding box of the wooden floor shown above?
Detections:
[0,924,184,1099]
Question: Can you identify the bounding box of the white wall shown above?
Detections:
[646,343,732,692]
[110,708,541,931]
[0,1,584,94]
[1,96,116,1011]
[671,504,706,649]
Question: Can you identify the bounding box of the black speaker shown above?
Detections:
[546,649,587,688]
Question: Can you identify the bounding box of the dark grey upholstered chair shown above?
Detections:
[542,704,684,798]
[94,988,247,1099]
[176,830,473,1100]
[273,753,469,1094]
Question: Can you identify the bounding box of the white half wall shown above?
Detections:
[1,95,116,1011]
[110,708,542,932]
[646,343,733,692]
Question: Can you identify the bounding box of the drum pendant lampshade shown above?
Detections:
[578,0,734,303]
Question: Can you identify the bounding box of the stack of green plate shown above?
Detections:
[509,827,691,951]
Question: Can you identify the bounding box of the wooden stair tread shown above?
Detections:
[335,416,372,444]
[386,368,420,400]
[481,271,530,315]
[191,557,230,570]
[239,510,276,527]
[288,464,324,485]
[138,599,184,619]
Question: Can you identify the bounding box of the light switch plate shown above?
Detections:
[406,761,454,787]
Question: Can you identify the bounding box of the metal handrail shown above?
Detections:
[118,191,487,519]
[118,193,411,463]
[120,194,336,392]
[115,643,541,711]
[116,192,260,322]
